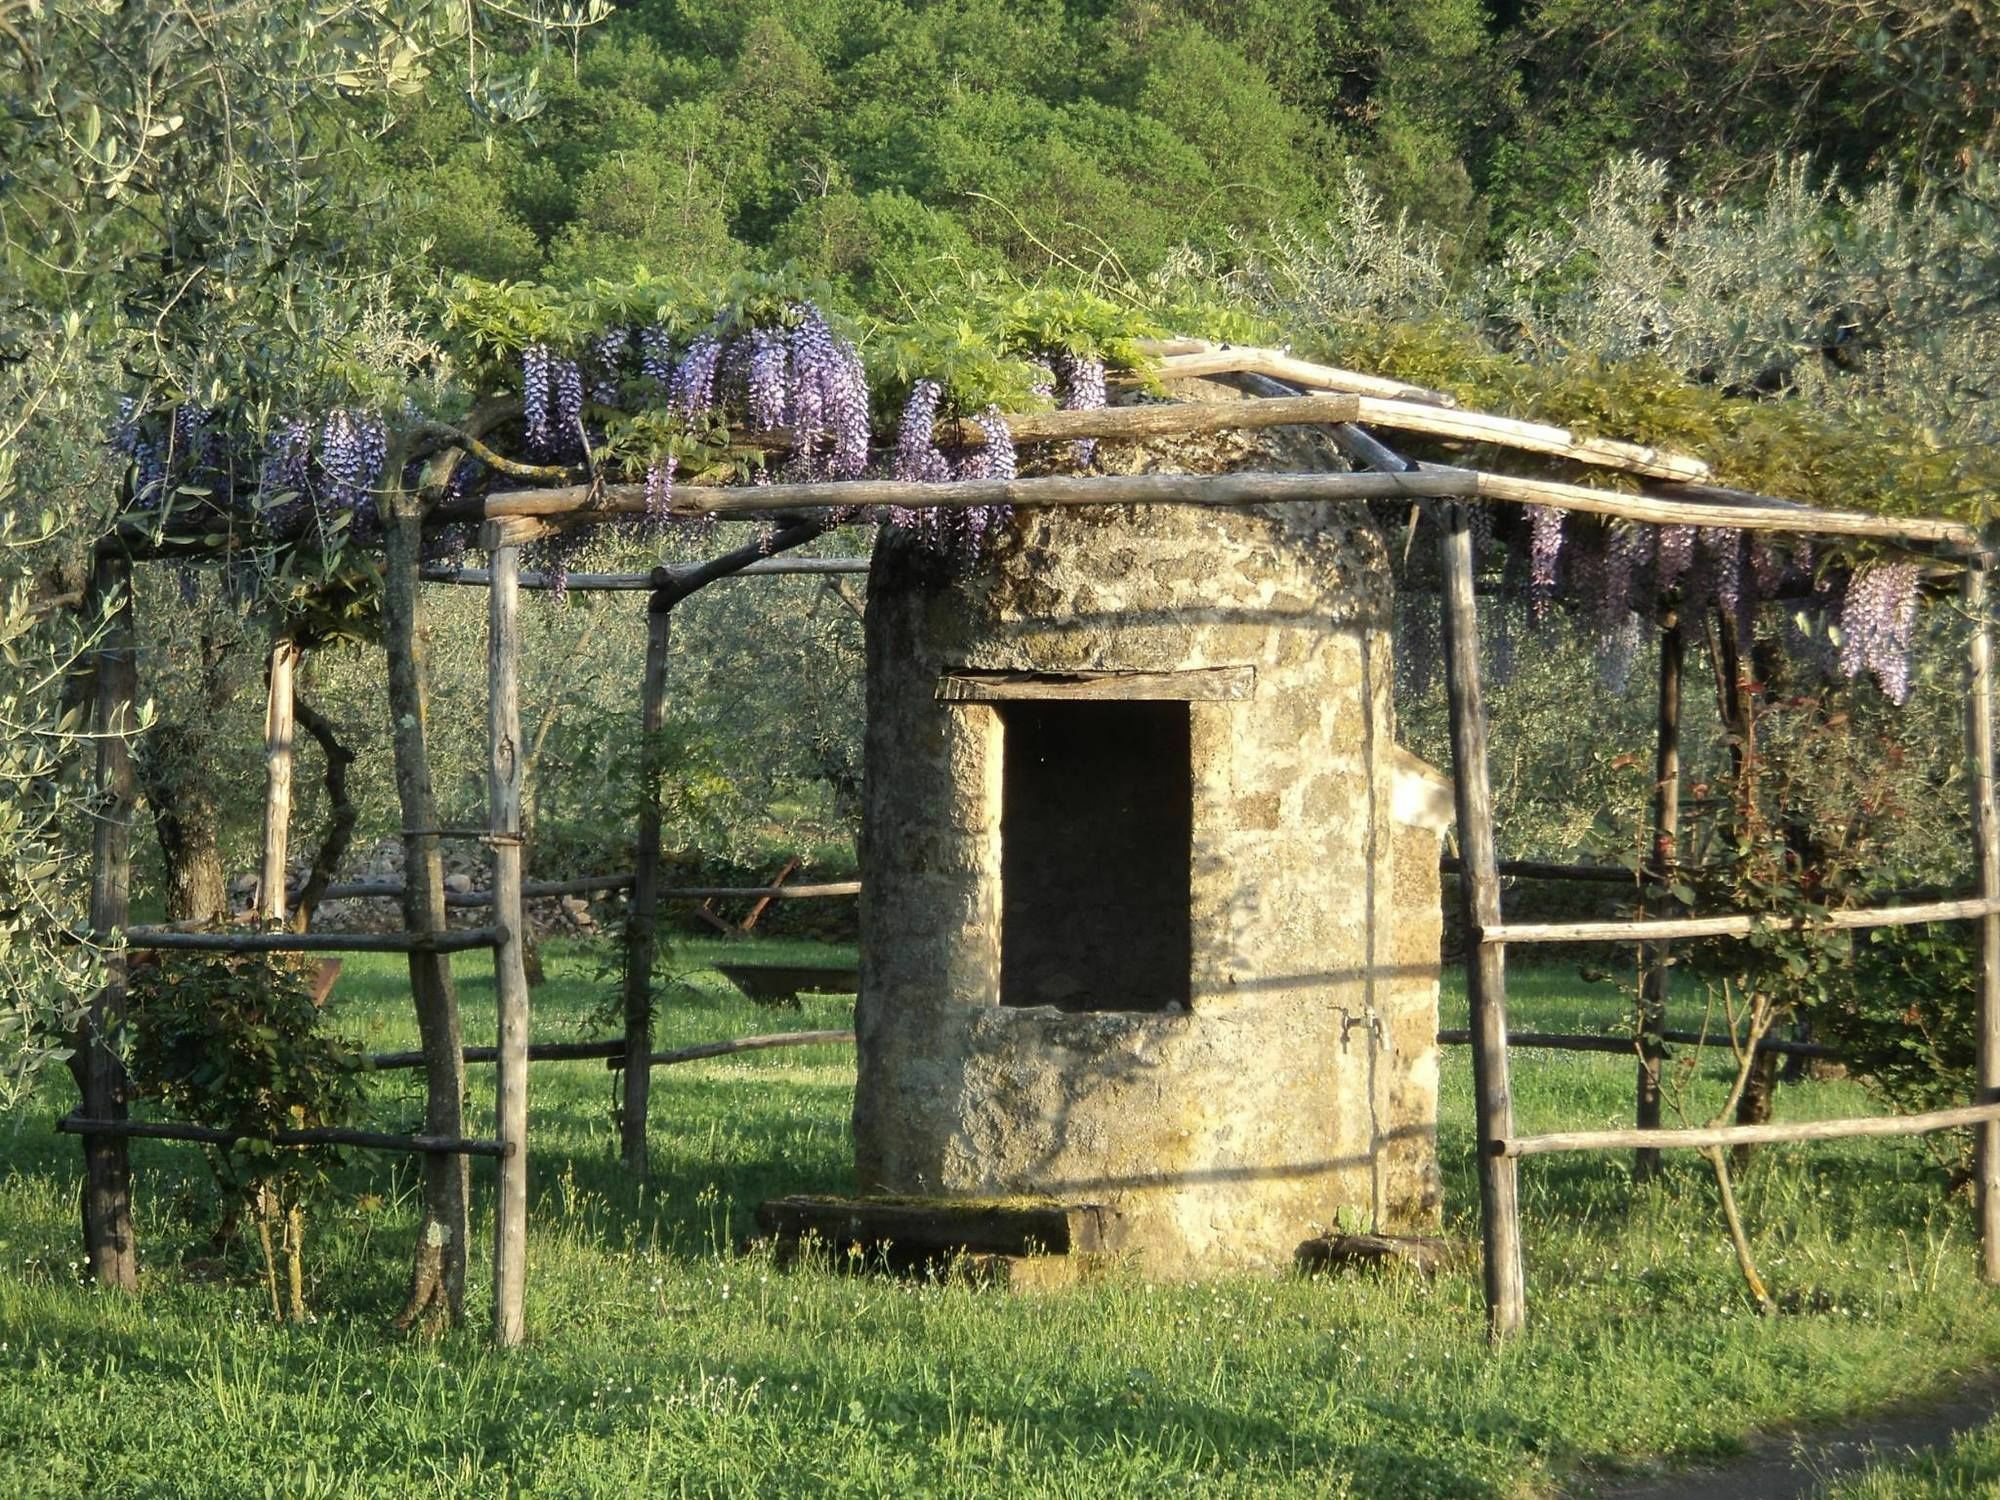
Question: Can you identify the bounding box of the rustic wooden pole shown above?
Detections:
[619,589,673,1173]
[1501,1100,2000,1158]
[1965,550,2000,1283]
[381,476,471,1329]
[257,635,300,923]
[486,533,532,1346]
[1636,608,1683,1181]
[73,549,138,1291]
[1436,502,1526,1338]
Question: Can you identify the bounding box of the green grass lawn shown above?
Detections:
[2,944,1996,1498]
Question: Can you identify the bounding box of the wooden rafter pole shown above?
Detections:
[483,468,1977,548]
[1437,501,1527,1338]
[619,585,673,1174]
[485,525,533,1346]
[1636,607,1683,1181]
[1966,546,2000,1283]
[257,634,301,924]
[74,549,138,1291]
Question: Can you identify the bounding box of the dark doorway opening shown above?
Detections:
[999,700,1191,1012]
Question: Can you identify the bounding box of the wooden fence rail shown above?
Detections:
[57,1115,513,1158]
[123,928,501,954]
[1498,1100,2000,1159]
[1481,895,2000,946]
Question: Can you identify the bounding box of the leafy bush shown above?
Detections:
[126,952,367,1320]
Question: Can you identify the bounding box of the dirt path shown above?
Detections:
[1589,1371,2000,1499]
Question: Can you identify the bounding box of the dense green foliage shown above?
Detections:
[5,950,1999,1497]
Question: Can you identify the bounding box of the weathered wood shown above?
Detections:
[1499,1100,2000,1158]
[382,474,471,1329]
[74,550,138,1292]
[420,557,871,590]
[609,1030,857,1069]
[257,636,300,924]
[487,540,532,1347]
[934,392,1361,447]
[936,666,1255,702]
[1468,470,1979,546]
[1351,395,1710,482]
[1437,501,1526,1338]
[755,1195,1108,1258]
[1295,1233,1456,1278]
[1968,553,2000,1282]
[1637,608,1684,1180]
[1440,857,1640,884]
[1139,344,1709,478]
[123,928,500,954]
[483,464,1977,547]
[621,591,673,1174]
[1481,895,2000,945]
[658,881,862,900]
[306,874,638,905]
[489,467,1470,519]
[367,1038,630,1070]
[1436,1028,1840,1060]
[1131,343,1455,406]
[57,1115,514,1157]
[738,856,799,934]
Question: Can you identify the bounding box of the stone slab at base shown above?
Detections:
[755,1194,1109,1273]
[1294,1233,1458,1278]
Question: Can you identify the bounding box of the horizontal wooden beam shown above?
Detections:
[298,877,856,906]
[1436,1028,1839,1060]
[1498,1099,2000,1158]
[1443,857,1640,885]
[122,927,501,954]
[937,666,1255,702]
[1481,894,2000,946]
[56,1115,513,1158]
[489,468,1472,519]
[484,464,1973,548]
[367,1038,629,1070]
[1128,341,1456,407]
[934,392,1361,448]
[608,1029,856,1069]
[1132,341,1707,480]
[420,558,871,590]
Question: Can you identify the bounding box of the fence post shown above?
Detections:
[620,577,674,1173]
[75,548,139,1291]
[1436,502,1526,1337]
[258,634,300,923]
[1636,607,1683,1179]
[1965,547,2000,1283]
[487,528,532,1345]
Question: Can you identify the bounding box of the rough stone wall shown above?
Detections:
[854,405,1444,1277]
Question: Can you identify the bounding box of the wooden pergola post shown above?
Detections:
[486,527,532,1345]
[1436,502,1526,1337]
[1635,607,1683,1179]
[619,575,674,1173]
[75,548,139,1291]
[1965,547,2000,1283]
[258,634,300,923]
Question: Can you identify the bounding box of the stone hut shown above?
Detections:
[852,413,1449,1278]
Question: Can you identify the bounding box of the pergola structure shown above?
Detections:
[66,337,1998,1344]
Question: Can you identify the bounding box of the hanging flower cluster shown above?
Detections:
[889,380,1017,567]
[1392,506,1925,707]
